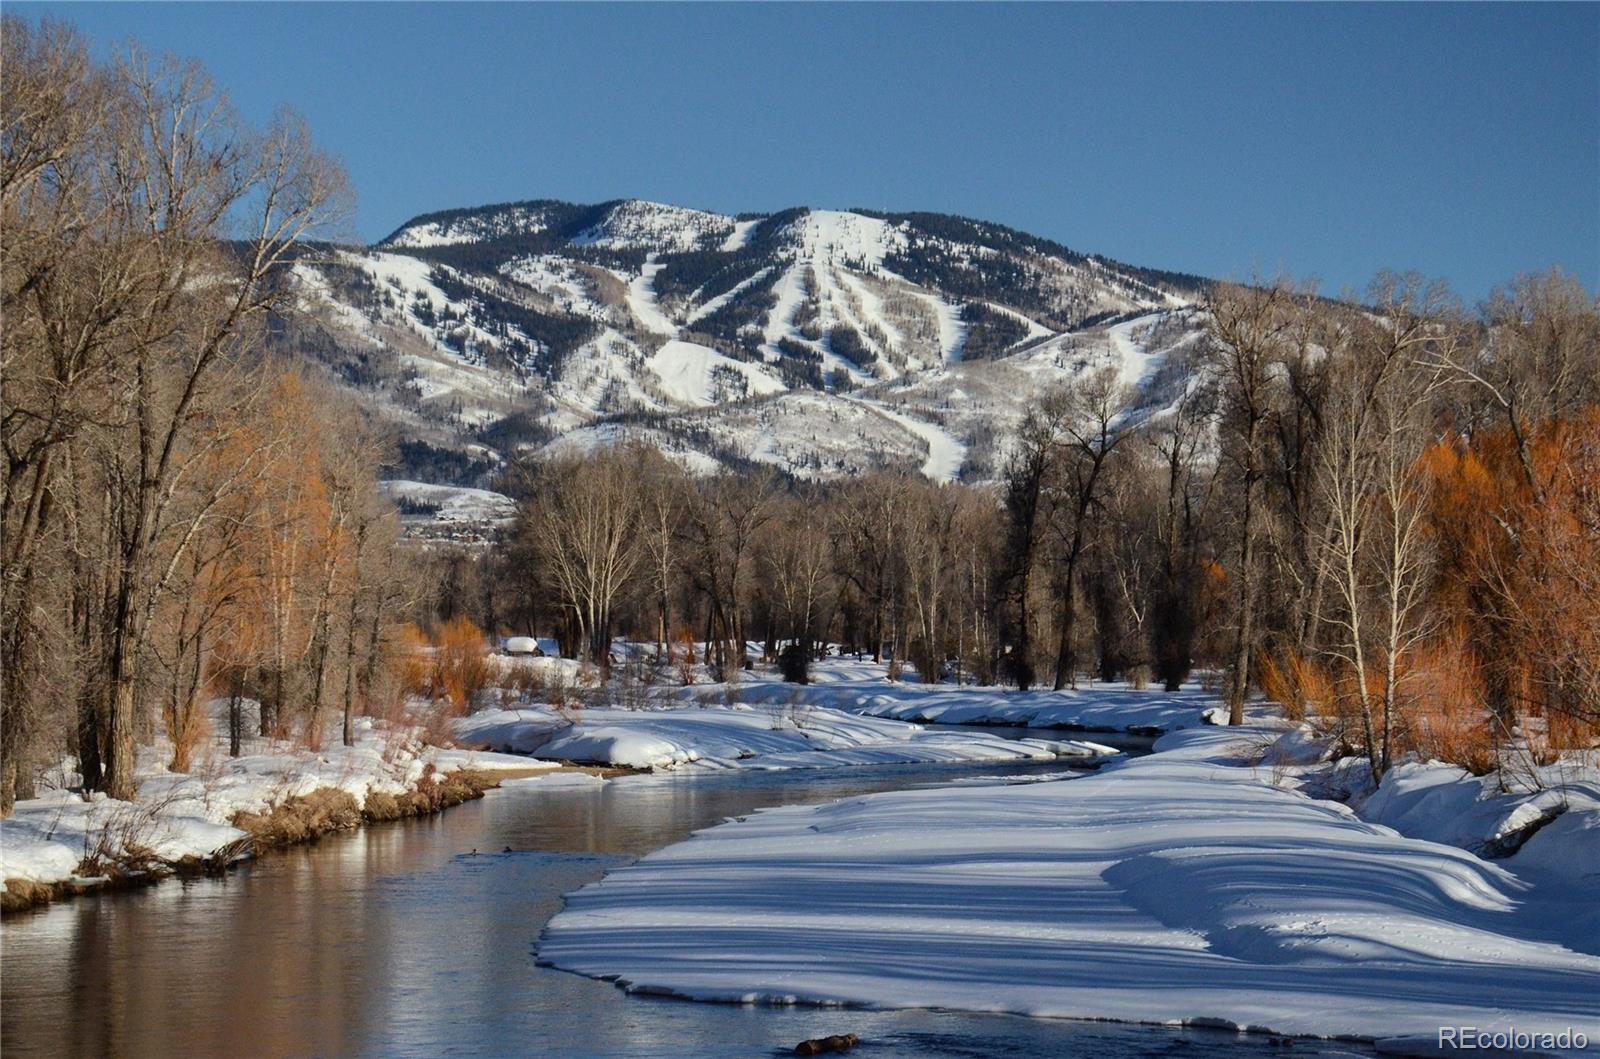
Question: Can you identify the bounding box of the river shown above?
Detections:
[2,734,1375,1058]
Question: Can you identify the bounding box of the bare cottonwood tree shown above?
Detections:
[518,448,645,673]
[762,488,837,681]
[1145,357,1218,690]
[638,450,688,664]
[1314,275,1450,774]
[1041,367,1136,690]
[1206,278,1302,724]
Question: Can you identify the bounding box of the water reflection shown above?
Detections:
[3,755,1373,1058]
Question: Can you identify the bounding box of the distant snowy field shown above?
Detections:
[379,479,516,523]
[539,723,1600,1045]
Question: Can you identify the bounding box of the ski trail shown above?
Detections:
[842,395,965,481]
[628,253,678,336]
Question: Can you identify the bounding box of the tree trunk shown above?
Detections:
[103,571,143,800]
[1228,479,1259,726]
[1052,549,1083,691]
[229,670,244,758]
[343,585,361,747]
[106,676,139,801]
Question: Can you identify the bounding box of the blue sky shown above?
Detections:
[15,2,1597,299]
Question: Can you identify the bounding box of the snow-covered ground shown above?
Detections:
[880,269,967,363]
[646,339,787,407]
[839,396,966,481]
[539,722,1600,1045]
[379,479,516,523]
[625,253,678,337]
[454,701,1116,772]
[0,704,548,890]
[574,200,734,254]
[719,218,759,252]
[669,658,1236,733]
[1343,751,1600,953]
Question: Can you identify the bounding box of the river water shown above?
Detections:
[2,736,1375,1058]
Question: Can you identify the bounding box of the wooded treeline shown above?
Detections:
[453,269,1597,783]
[1,19,415,812]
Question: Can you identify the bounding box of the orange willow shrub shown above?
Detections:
[163,697,212,773]
[1510,410,1600,749]
[1401,630,1497,775]
[1257,654,1302,722]
[1257,649,1339,726]
[395,623,433,696]
[432,616,491,715]
[674,624,698,686]
[1417,411,1600,769]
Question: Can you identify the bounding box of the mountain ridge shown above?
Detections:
[280,197,1216,489]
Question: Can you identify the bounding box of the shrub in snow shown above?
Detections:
[778,643,810,684]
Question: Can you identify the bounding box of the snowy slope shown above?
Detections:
[626,254,678,336]
[840,396,967,481]
[646,340,787,407]
[379,480,516,523]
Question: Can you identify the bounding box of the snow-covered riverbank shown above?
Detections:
[454,700,1118,771]
[0,709,551,909]
[539,722,1600,1046]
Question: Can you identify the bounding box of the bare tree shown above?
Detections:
[998,397,1070,689]
[1314,275,1450,775]
[638,450,688,664]
[1145,356,1218,690]
[762,488,837,682]
[517,447,645,674]
[1432,268,1599,495]
[1206,278,1301,724]
[901,479,961,683]
[2,21,351,800]
[1041,367,1136,690]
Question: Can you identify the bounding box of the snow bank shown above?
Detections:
[674,659,1238,734]
[0,710,548,891]
[1327,751,1600,961]
[454,702,1115,772]
[497,771,609,790]
[539,725,1600,1042]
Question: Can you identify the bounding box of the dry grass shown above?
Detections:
[2,878,61,914]
[232,787,364,848]
[363,767,495,821]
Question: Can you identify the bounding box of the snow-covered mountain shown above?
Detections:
[282,198,1213,486]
